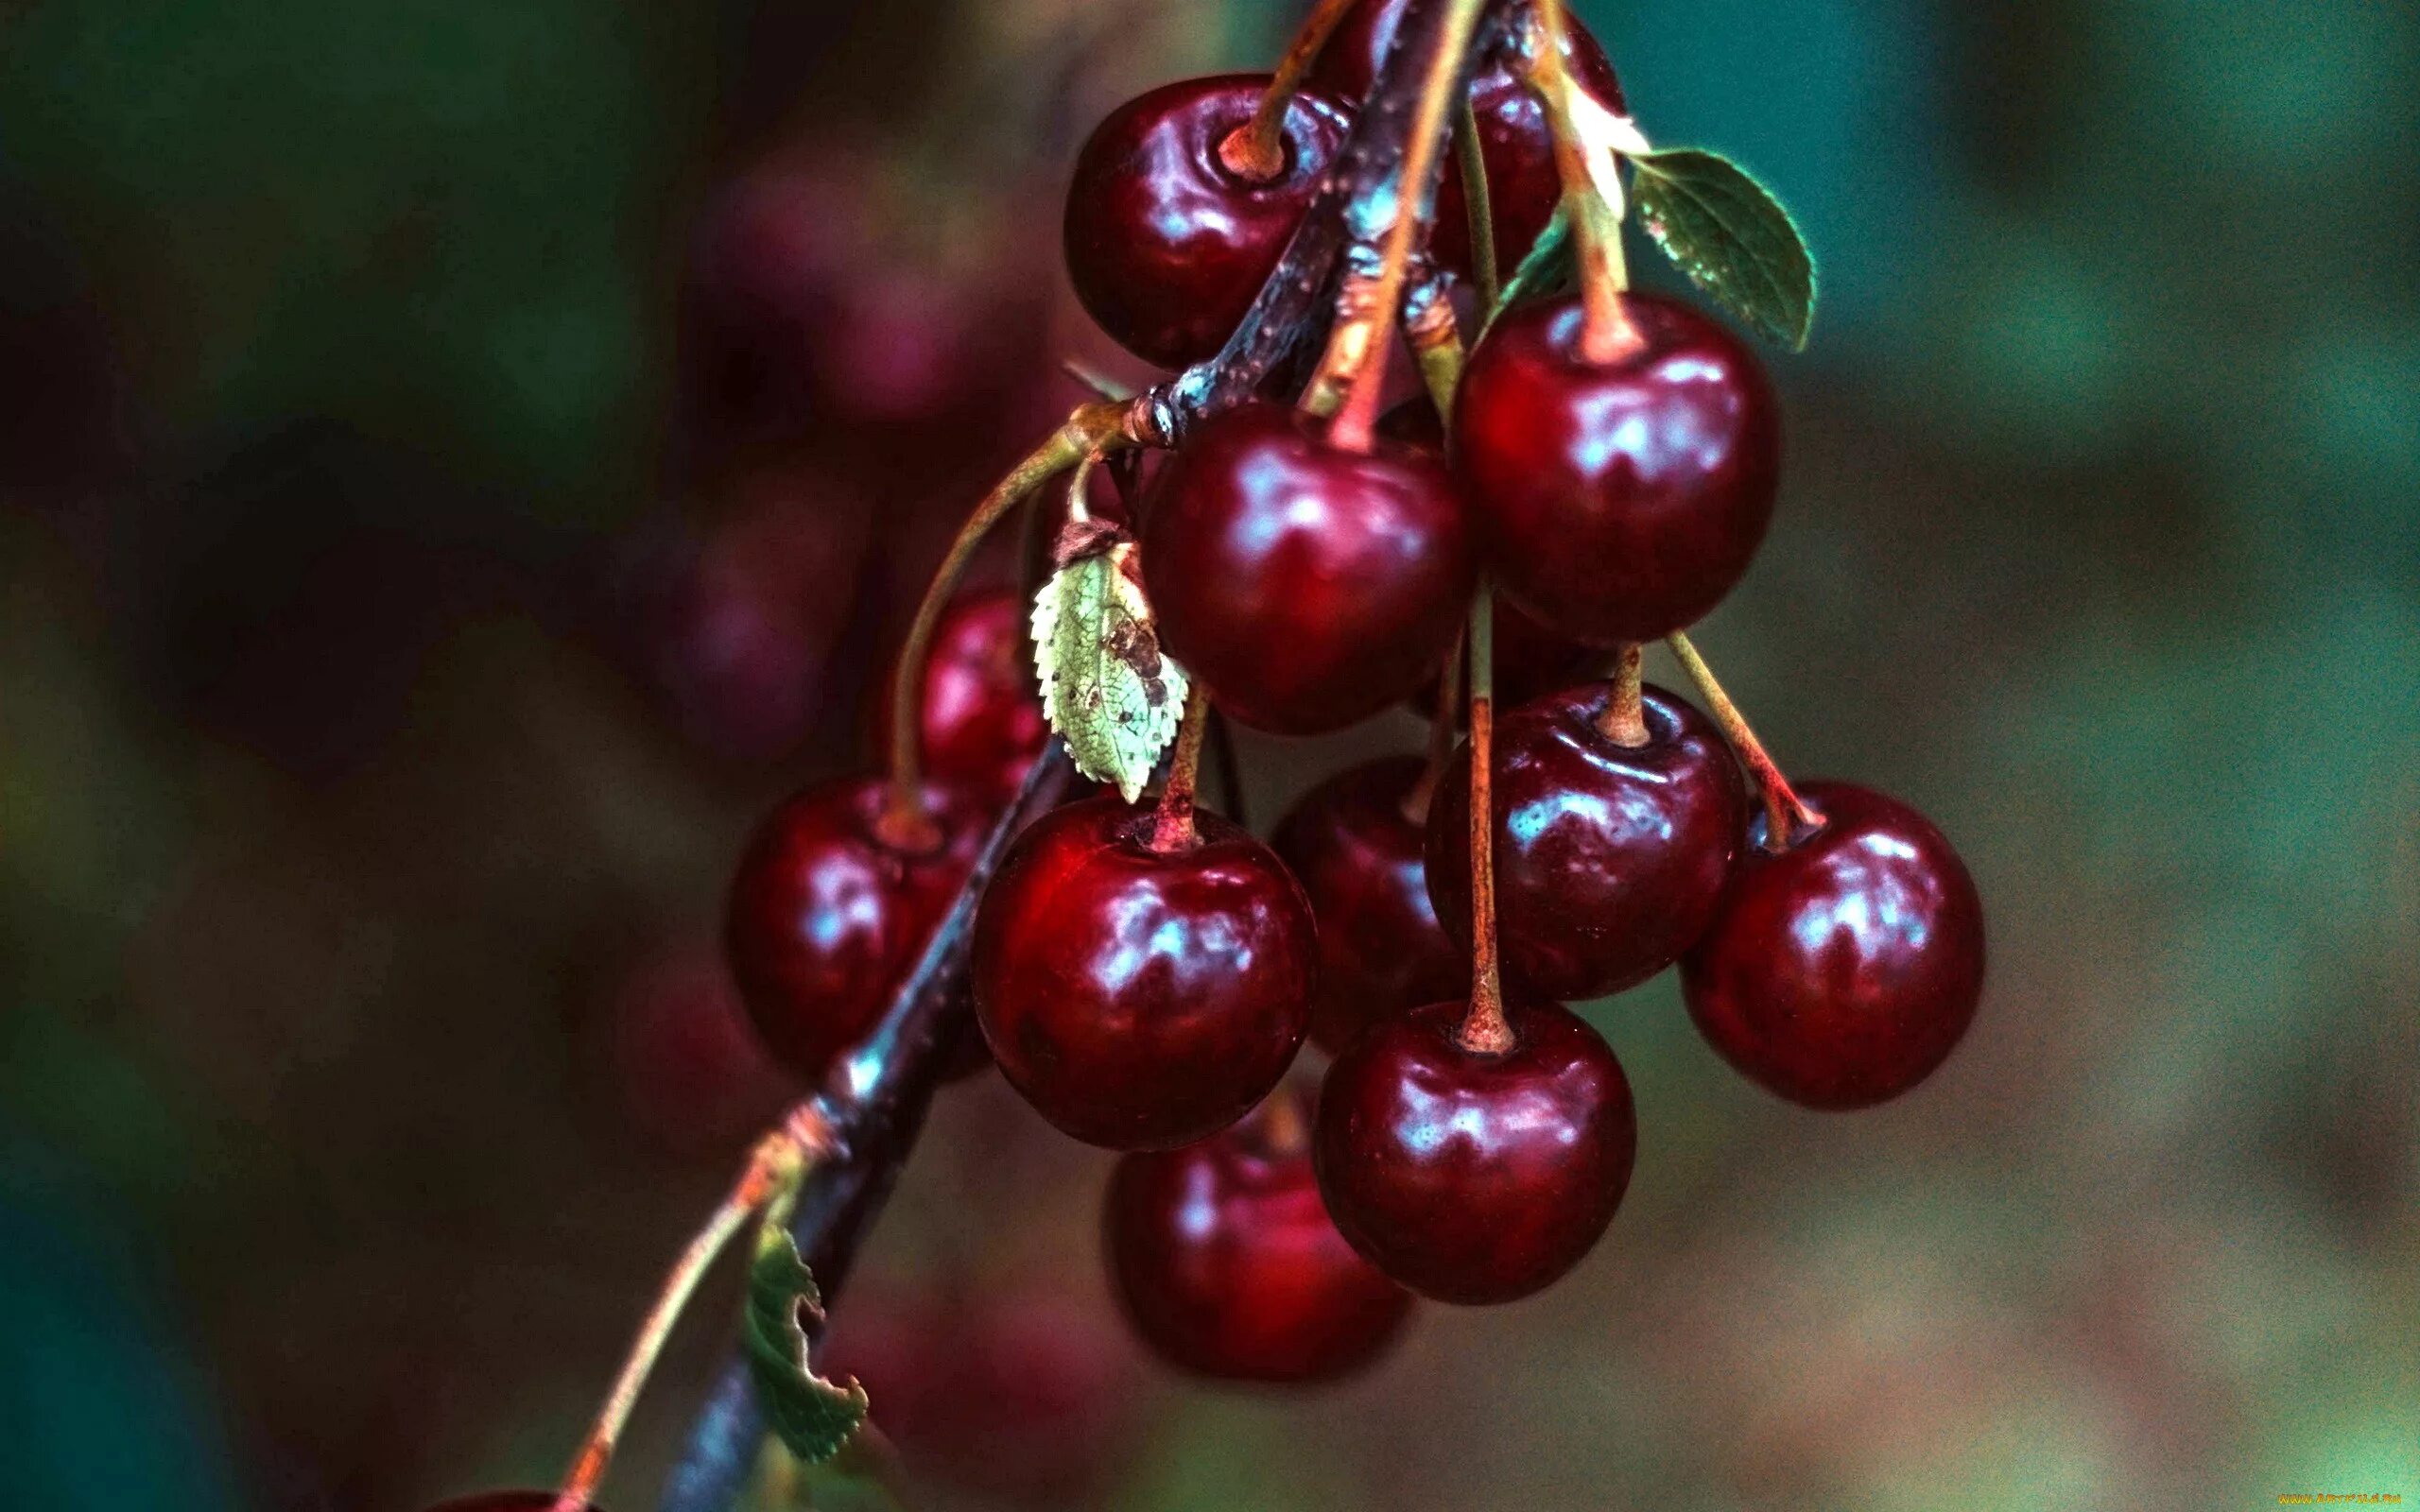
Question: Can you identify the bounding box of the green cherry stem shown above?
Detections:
[1456,578,1513,1055]
[881,400,1138,850]
[1219,0,1361,181]
[1406,273,1468,423]
[1665,630,1823,850]
[1455,100,1499,311]
[554,1117,825,1512]
[1148,681,1214,853]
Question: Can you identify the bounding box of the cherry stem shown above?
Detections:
[1597,642,1648,746]
[554,1124,818,1512]
[1149,682,1213,852]
[1665,630,1823,850]
[1405,273,1466,425]
[1530,0,1634,363]
[1206,707,1248,828]
[1253,1086,1311,1157]
[1219,0,1360,182]
[882,400,1134,848]
[1322,0,1491,454]
[1455,100,1498,310]
[1457,579,1513,1055]
[1405,622,1465,827]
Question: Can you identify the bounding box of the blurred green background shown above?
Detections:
[1,0,2413,1508]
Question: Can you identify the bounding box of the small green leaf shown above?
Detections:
[1628,147,1817,350]
[759,1435,908,1512]
[1032,540,1190,803]
[1480,207,1575,337]
[743,1225,869,1467]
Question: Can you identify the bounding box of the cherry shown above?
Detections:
[1315,1000,1634,1304]
[1426,680,1746,1002]
[1105,1084,1412,1382]
[1064,76,1355,369]
[1270,757,1466,1054]
[419,1496,598,1512]
[1140,401,1473,734]
[590,935,797,1160]
[869,587,1048,805]
[1683,782,1985,1109]
[972,794,1315,1149]
[1455,291,1781,645]
[726,778,988,1082]
[1309,0,1626,276]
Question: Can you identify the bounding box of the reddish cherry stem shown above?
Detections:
[882,401,1134,848]
[1665,630,1823,850]
[1251,1085,1311,1157]
[1458,580,1512,1055]
[1219,0,1361,181]
[1530,0,1635,363]
[1149,683,1213,852]
[1597,643,1648,745]
[554,1120,821,1512]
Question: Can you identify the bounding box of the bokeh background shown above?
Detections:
[2,0,2414,1507]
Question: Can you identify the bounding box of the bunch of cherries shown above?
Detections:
[432,0,1985,1504]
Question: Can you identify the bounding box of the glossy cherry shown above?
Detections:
[1064,76,1355,369]
[1683,782,1985,1109]
[1140,401,1473,734]
[1310,0,1626,276]
[972,794,1316,1148]
[420,1496,599,1512]
[1315,1000,1634,1304]
[1105,1085,1413,1382]
[1426,681,1746,1002]
[1270,757,1466,1054]
[871,587,1048,805]
[726,778,987,1082]
[1455,291,1781,644]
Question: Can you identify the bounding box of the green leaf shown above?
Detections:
[743,1225,869,1467]
[1031,540,1190,803]
[759,1435,909,1512]
[1479,207,1576,338]
[1628,147,1817,350]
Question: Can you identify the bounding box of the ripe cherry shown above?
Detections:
[1683,782,1985,1109]
[1455,291,1781,645]
[591,935,796,1160]
[419,1496,598,1512]
[1141,401,1473,734]
[1310,0,1626,276]
[1106,1084,1412,1382]
[870,587,1047,805]
[1270,756,1465,1054]
[1064,76,1355,369]
[726,778,987,1082]
[1315,1000,1634,1304]
[973,794,1315,1149]
[1426,680,1746,1002]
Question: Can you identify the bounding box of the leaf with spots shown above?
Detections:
[1628,147,1817,351]
[1031,537,1190,803]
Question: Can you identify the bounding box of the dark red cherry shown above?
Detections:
[1105,1085,1413,1382]
[1310,0,1626,275]
[1064,76,1355,369]
[1270,757,1466,1054]
[420,1495,599,1512]
[727,778,988,1082]
[1455,291,1781,644]
[870,587,1047,805]
[973,794,1316,1148]
[1426,681,1746,1002]
[1683,782,1985,1109]
[1140,401,1473,734]
[592,934,796,1159]
[1315,1000,1634,1304]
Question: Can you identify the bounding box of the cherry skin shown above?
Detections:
[972,794,1316,1149]
[1426,681,1747,1002]
[1683,782,1985,1109]
[1140,401,1473,734]
[1310,0,1626,276]
[726,778,987,1082]
[1270,756,1466,1054]
[870,587,1048,805]
[420,1496,599,1512]
[1315,1000,1635,1304]
[1064,76,1355,369]
[1105,1085,1413,1383]
[1455,291,1781,645]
